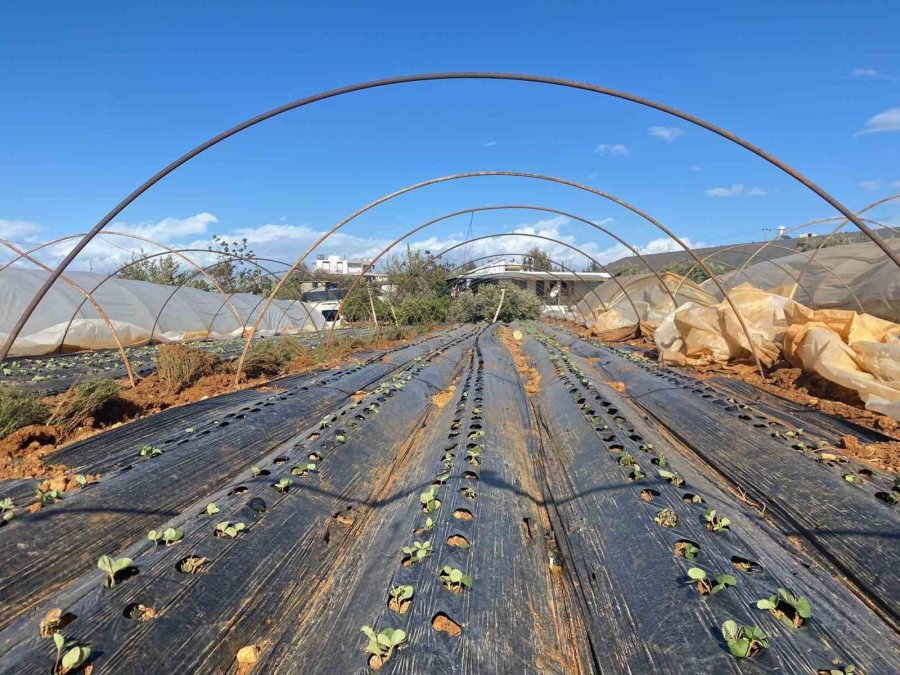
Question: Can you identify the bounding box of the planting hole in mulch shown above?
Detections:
[246,497,267,513]
[731,556,764,574]
[123,603,157,621]
[432,612,462,637]
[229,486,248,495]
[273,456,288,465]
[388,595,412,614]
[177,556,208,575]
[447,534,471,549]
[682,493,704,504]
[308,452,322,461]
[674,539,701,559]
[639,489,660,502]
[608,444,624,453]
[307,433,320,442]
[39,609,77,636]
[453,508,474,521]
[463,471,478,480]
[333,508,354,526]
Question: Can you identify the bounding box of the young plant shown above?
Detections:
[617,452,636,468]
[97,555,134,588]
[215,521,247,538]
[75,474,87,488]
[35,487,61,505]
[756,588,811,628]
[388,585,414,613]
[361,626,406,667]
[687,567,736,596]
[420,487,441,513]
[705,510,732,532]
[654,507,678,528]
[674,540,700,560]
[721,620,768,658]
[251,466,262,477]
[402,540,432,563]
[147,527,184,546]
[628,465,646,481]
[273,477,293,494]
[439,565,473,592]
[842,473,862,485]
[823,666,856,675]
[291,463,318,477]
[658,470,685,487]
[202,502,220,516]
[138,444,163,458]
[466,445,483,466]
[1,497,14,524]
[52,632,91,675]
[459,486,476,500]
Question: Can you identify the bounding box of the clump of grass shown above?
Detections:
[0,385,49,438]
[242,337,305,377]
[157,344,218,394]
[50,377,121,431]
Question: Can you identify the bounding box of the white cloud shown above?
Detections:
[594,143,629,156]
[0,219,43,242]
[108,212,218,242]
[856,108,900,135]
[483,140,497,147]
[850,67,878,78]
[704,183,766,198]
[648,126,685,142]
[859,179,882,192]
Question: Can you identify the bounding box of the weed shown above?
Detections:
[654,507,678,528]
[50,377,120,431]
[687,567,736,595]
[756,588,811,628]
[0,384,48,438]
[215,521,247,538]
[157,344,217,394]
[721,620,768,658]
[243,337,304,377]
[704,510,731,532]
[439,565,473,592]
[97,555,134,588]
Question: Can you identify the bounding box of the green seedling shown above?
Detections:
[843,473,862,485]
[35,487,61,505]
[420,487,441,513]
[1,498,13,524]
[418,517,435,533]
[402,540,432,563]
[184,427,195,433]
[52,632,91,675]
[639,443,654,452]
[628,465,646,481]
[654,456,668,468]
[460,486,476,500]
[823,666,856,675]
[97,555,133,588]
[675,541,700,560]
[439,565,473,592]
[319,417,332,429]
[687,567,736,595]
[388,585,414,613]
[203,503,220,516]
[721,620,768,658]
[466,446,483,466]
[658,470,685,487]
[148,527,184,546]
[335,433,346,443]
[705,510,731,532]
[251,466,262,476]
[756,588,811,628]
[291,463,318,477]
[361,626,406,666]
[617,452,636,468]
[654,507,678,528]
[74,474,87,488]
[215,521,246,538]
[688,494,704,503]
[138,444,162,458]
[433,470,450,485]
[273,477,293,493]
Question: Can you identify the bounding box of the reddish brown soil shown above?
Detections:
[432,613,462,636]
[501,327,541,394]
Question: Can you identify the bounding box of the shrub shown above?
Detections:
[0,385,48,438]
[242,337,305,377]
[50,377,120,431]
[395,294,451,325]
[157,344,218,394]
[447,282,541,323]
[341,286,392,323]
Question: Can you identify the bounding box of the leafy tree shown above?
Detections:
[448,282,541,323]
[523,246,553,271]
[583,260,605,273]
[118,250,192,287]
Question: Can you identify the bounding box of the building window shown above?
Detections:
[536,280,545,298]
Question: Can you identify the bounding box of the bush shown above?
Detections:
[448,282,541,323]
[395,294,451,325]
[50,377,121,431]
[157,344,219,394]
[0,385,49,438]
[341,286,392,323]
[242,337,305,377]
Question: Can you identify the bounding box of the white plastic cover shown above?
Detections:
[0,268,325,356]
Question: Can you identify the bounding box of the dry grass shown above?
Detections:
[157,344,218,394]
[242,337,306,377]
[0,385,48,438]
[49,376,121,431]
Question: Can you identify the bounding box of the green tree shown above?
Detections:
[448,282,541,323]
[523,246,553,271]
[118,250,192,286]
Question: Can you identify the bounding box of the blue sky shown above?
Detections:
[1,1,898,272]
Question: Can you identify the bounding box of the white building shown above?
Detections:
[312,255,372,275]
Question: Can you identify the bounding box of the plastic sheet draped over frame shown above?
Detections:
[0,268,325,356]
[575,271,717,333]
[655,285,900,420]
